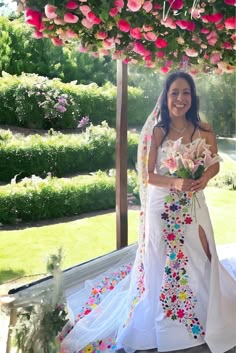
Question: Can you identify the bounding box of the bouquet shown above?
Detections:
[161,137,222,181]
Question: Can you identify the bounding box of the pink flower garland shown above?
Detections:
[20,0,235,74]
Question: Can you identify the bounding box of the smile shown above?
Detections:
[174,104,185,108]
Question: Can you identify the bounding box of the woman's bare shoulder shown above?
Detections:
[198,121,213,133]
[152,126,166,147]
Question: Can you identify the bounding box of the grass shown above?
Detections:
[0,210,140,285]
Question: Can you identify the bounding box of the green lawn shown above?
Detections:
[0,186,235,286]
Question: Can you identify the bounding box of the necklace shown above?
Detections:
[171,125,187,133]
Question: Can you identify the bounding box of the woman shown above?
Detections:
[60,72,236,353]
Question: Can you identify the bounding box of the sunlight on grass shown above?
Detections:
[0,211,139,284]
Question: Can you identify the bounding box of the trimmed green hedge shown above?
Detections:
[0,72,151,129]
[0,124,139,182]
[0,173,116,225]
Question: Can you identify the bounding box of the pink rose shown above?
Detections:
[103,39,115,49]
[153,4,162,9]
[185,48,198,57]
[25,8,43,30]
[65,28,78,38]
[222,41,233,49]
[51,37,63,46]
[127,0,142,12]
[123,58,131,64]
[65,1,79,9]
[201,13,223,23]
[168,0,183,10]
[45,4,57,19]
[79,5,91,16]
[224,0,236,4]
[54,17,65,25]
[160,66,170,74]
[143,25,153,31]
[161,17,176,29]
[117,19,131,32]
[87,11,101,24]
[210,52,221,64]
[33,30,43,39]
[200,28,210,34]
[100,49,109,56]
[78,45,88,52]
[143,1,153,12]
[114,0,124,8]
[96,32,108,40]
[130,27,142,39]
[81,18,93,28]
[224,17,236,29]
[156,51,165,58]
[176,20,195,31]
[145,60,155,68]
[206,30,218,46]
[64,13,79,23]
[109,7,118,17]
[144,32,157,41]
[133,41,149,56]
[155,37,168,48]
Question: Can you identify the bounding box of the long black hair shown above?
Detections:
[156,71,204,143]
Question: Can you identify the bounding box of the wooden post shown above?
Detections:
[116,60,128,249]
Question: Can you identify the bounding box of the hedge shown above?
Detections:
[0,124,139,182]
[0,72,151,129]
[0,173,116,225]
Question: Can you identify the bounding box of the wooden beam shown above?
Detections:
[116,60,128,249]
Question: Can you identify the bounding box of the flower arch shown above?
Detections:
[18,0,235,74]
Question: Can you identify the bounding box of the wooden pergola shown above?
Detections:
[116,60,128,250]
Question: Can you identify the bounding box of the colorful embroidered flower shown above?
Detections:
[184,216,192,224]
[177,309,185,318]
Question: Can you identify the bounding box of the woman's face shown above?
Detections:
[167,78,192,120]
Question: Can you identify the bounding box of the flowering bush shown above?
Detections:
[161,137,222,180]
[17,0,235,74]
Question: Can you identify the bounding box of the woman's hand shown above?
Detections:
[173,178,194,192]
[191,174,210,192]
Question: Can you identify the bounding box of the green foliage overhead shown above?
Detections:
[0,16,116,85]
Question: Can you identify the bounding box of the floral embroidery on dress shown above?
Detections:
[75,264,132,323]
[79,338,116,353]
[59,264,132,345]
[160,189,205,339]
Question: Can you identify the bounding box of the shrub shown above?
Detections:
[0,73,151,129]
[0,124,139,182]
[0,172,116,225]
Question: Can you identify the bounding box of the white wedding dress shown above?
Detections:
[60,138,236,353]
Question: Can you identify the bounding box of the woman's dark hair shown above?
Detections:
[156,71,204,143]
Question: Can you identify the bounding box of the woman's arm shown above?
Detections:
[148,128,193,191]
[191,124,220,192]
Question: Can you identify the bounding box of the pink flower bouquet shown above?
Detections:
[161,137,222,180]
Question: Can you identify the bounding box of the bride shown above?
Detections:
[60,71,236,353]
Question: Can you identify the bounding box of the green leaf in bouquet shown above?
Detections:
[193,165,205,180]
[176,168,191,179]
